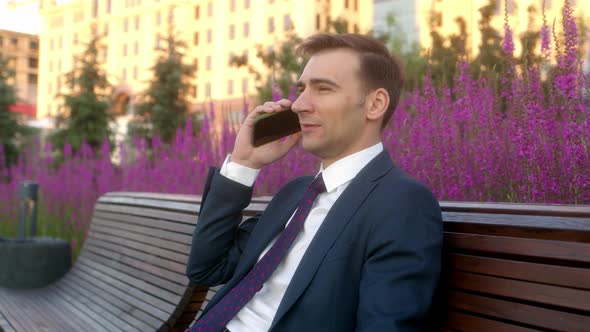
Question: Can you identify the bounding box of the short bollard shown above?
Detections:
[0,181,71,289]
[18,181,39,239]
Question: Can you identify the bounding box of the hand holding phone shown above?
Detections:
[252,109,301,147]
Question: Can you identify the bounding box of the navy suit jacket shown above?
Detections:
[186,151,443,331]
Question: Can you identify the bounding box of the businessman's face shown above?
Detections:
[292,48,372,167]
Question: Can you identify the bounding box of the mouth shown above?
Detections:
[301,124,321,132]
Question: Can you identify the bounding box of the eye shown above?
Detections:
[318,85,331,92]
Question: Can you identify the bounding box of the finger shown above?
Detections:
[276,99,293,109]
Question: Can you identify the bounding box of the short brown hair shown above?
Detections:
[296,33,405,129]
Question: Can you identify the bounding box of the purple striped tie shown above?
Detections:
[189,174,327,332]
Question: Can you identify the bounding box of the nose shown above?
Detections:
[291,91,312,115]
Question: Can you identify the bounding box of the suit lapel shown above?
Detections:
[270,151,394,329]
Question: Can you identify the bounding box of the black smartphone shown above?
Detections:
[252,109,301,147]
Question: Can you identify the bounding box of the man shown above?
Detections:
[186,33,442,332]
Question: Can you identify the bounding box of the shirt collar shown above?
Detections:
[318,142,384,193]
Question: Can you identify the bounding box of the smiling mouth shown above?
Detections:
[301,124,320,131]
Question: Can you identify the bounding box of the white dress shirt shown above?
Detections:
[220,142,384,332]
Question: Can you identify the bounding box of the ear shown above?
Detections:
[366,88,390,122]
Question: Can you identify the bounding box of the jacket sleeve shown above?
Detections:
[356,184,443,332]
[186,166,260,286]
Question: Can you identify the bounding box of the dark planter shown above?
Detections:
[0,237,71,289]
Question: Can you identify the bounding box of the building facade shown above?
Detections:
[374,0,590,58]
[37,0,372,127]
[0,29,39,118]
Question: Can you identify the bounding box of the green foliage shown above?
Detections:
[231,31,304,103]
[50,36,113,154]
[0,53,21,168]
[130,30,195,143]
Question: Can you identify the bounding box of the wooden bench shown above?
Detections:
[0,192,208,332]
[1,192,589,331]
[193,198,590,331]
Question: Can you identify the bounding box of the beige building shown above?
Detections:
[0,29,39,115]
[37,0,372,128]
[375,0,590,59]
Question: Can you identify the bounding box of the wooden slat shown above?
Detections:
[71,268,169,325]
[63,269,160,330]
[440,201,590,218]
[98,195,200,213]
[448,271,590,312]
[93,210,195,234]
[447,291,590,332]
[78,259,180,305]
[87,232,188,265]
[443,310,540,332]
[94,203,197,224]
[84,243,188,285]
[93,217,193,245]
[445,232,590,263]
[58,274,152,331]
[81,250,187,294]
[449,254,590,290]
[89,223,191,255]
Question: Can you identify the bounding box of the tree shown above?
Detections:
[50,35,113,154]
[0,53,21,168]
[129,29,195,143]
[230,19,358,103]
[230,31,304,103]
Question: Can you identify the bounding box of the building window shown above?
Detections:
[207,29,212,43]
[123,44,127,56]
[227,80,234,95]
[134,41,139,55]
[230,0,236,12]
[244,0,250,9]
[194,32,199,45]
[283,15,291,31]
[135,16,140,30]
[242,77,248,93]
[133,66,138,79]
[28,57,38,69]
[156,12,161,25]
[193,58,198,70]
[354,0,358,11]
[93,0,98,17]
[206,56,211,70]
[206,82,211,97]
[207,2,213,17]
[155,35,160,48]
[0,36,3,47]
[195,5,200,19]
[243,22,249,37]
[74,33,78,44]
[122,68,127,80]
[229,24,235,39]
[124,17,129,32]
[11,37,18,47]
[168,8,174,23]
[268,17,275,33]
[28,73,38,84]
[316,14,320,30]
[29,40,38,50]
[103,24,109,35]
[344,0,349,9]
[107,0,111,13]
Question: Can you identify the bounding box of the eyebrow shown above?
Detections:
[295,78,341,89]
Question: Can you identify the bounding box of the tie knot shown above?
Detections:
[311,173,327,194]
